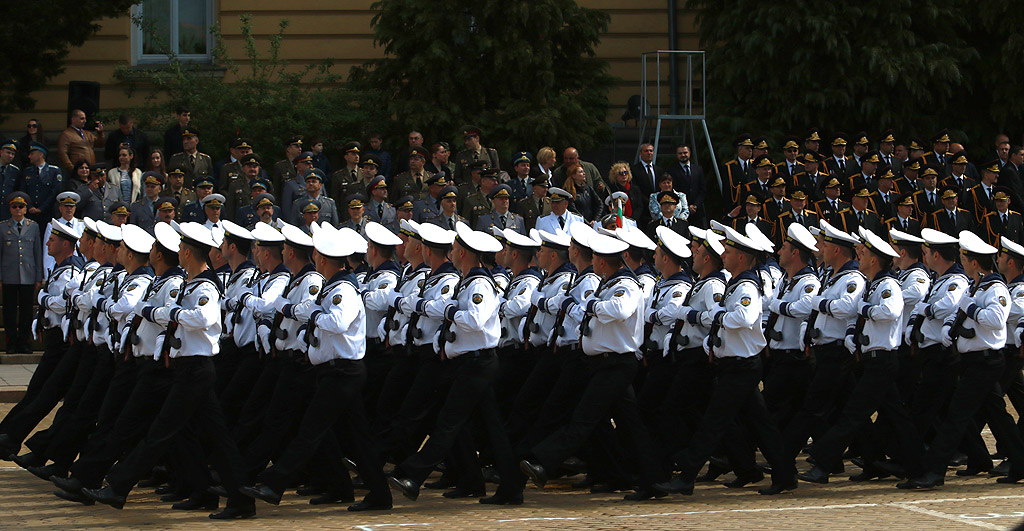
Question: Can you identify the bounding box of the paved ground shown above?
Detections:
[0,364,34,387]
[3,402,1024,529]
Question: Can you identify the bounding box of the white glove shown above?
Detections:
[61,317,70,341]
[257,323,271,353]
[31,319,39,341]
[844,335,857,355]
[530,289,542,306]
[386,289,402,307]
[940,324,953,348]
[152,333,165,360]
[376,318,387,340]
[702,334,711,356]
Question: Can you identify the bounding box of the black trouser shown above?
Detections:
[2,341,82,445]
[105,357,252,509]
[259,359,392,506]
[676,356,796,485]
[807,350,924,476]
[998,351,1024,440]
[70,358,175,486]
[232,356,282,447]
[378,346,447,464]
[911,344,958,442]
[86,351,139,451]
[25,343,97,456]
[42,344,116,469]
[637,350,677,431]
[213,337,239,395]
[505,348,564,447]
[0,328,64,436]
[242,356,318,481]
[923,350,1005,474]
[653,348,714,472]
[373,345,419,434]
[218,343,260,429]
[394,350,520,497]
[2,283,33,351]
[517,348,589,454]
[762,349,815,432]
[495,346,537,420]
[783,342,852,459]
[531,352,661,488]
[362,339,391,418]
[977,350,1024,475]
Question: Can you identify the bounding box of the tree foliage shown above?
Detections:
[0,0,139,119]
[349,0,617,157]
[112,14,383,162]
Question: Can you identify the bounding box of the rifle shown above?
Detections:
[270,311,285,357]
[521,305,539,350]
[802,310,820,358]
[548,300,571,354]
[123,315,143,361]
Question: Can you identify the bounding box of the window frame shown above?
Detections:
[130,0,215,65]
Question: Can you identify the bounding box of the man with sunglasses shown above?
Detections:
[0,140,20,220]
[0,193,42,354]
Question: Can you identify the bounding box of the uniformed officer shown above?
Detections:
[517,176,552,231]
[21,142,63,225]
[980,186,1022,246]
[793,151,828,201]
[217,137,255,194]
[329,141,362,204]
[535,187,583,234]
[900,230,1024,488]
[271,135,303,194]
[0,139,21,217]
[427,186,468,230]
[653,224,797,497]
[295,199,319,235]
[225,153,263,222]
[782,220,866,461]
[237,189,279,229]
[395,195,415,226]
[798,227,924,484]
[165,167,197,219]
[201,193,226,230]
[0,193,43,353]
[128,172,165,234]
[293,169,339,228]
[412,173,447,224]
[837,185,885,236]
[928,185,975,236]
[282,152,313,223]
[180,177,214,224]
[476,184,526,235]
[814,178,848,224]
[243,222,393,512]
[391,146,433,203]
[341,194,370,235]
[886,193,922,236]
[360,221,403,415]
[167,126,213,189]
[722,133,755,209]
[366,176,397,231]
[965,157,999,226]
[825,132,852,179]
[454,125,501,185]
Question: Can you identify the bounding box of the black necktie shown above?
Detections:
[646,164,655,186]
[929,192,935,204]
[839,159,846,173]
[950,211,956,224]
[858,211,864,223]
[448,218,455,230]
[939,153,945,165]
[558,216,565,229]
[682,164,690,178]
[986,187,991,200]
[903,219,908,231]
[16,222,21,232]
[499,214,506,229]
[1002,213,1008,225]
[378,203,384,219]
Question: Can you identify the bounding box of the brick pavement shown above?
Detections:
[2,408,1024,529]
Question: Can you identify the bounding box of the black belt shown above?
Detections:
[166,355,210,367]
[714,355,759,363]
[323,358,360,367]
[449,348,496,359]
[773,348,811,360]
[860,349,896,359]
[589,351,634,358]
[962,348,999,359]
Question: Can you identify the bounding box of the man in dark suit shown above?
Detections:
[980,187,1023,245]
[793,151,829,202]
[927,186,975,236]
[773,187,819,247]
[940,152,977,196]
[846,150,882,197]
[893,157,923,195]
[646,190,688,237]
[813,178,847,225]
[824,132,852,179]
[741,155,775,199]
[632,143,661,199]
[775,136,806,182]
[837,185,884,236]
[878,129,902,177]
[1001,147,1024,214]
[885,193,922,236]
[964,160,999,226]
[667,144,705,228]
[912,166,942,221]
[721,133,754,209]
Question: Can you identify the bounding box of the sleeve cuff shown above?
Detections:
[309,310,323,326]
[168,308,181,323]
[95,297,107,312]
[536,297,547,313]
[444,305,457,321]
[560,297,574,313]
[924,304,933,318]
[416,299,427,314]
[713,310,725,325]
[141,306,155,322]
[818,299,830,315]
[859,303,872,319]
[282,304,294,319]
[966,303,980,320]
[687,309,700,325]
[586,299,597,314]
[778,302,790,318]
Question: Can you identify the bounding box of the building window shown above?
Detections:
[132,0,213,64]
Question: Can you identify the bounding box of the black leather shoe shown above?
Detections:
[991,460,1011,477]
[519,460,547,488]
[239,484,282,506]
[948,453,968,467]
[589,480,631,493]
[423,477,456,490]
[956,465,993,477]
[696,463,729,482]
[209,505,256,520]
[82,486,126,509]
[724,471,764,488]
[159,491,189,503]
[172,494,219,511]
[443,487,485,499]
[758,480,798,495]
[387,476,420,501]
[54,488,94,505]
[28,464,65,482]
[342,457,358,474]
[0,434,19,460]
[874,459,907,479]
[797,466,830,484]
[560,456,587,475]
[896,472,944,489]
[479,492,524,505]
[309,492,355,505]
[996,473,1024,484]
[623,487,667,501]
[51,475,84,494]
[348,499,393,511]
[296,485,324,496]
[849,468,891,482]
[11,452,43,470]
[652,475,694,495]
[571,476,595,489]
[154,484,176,495]
[482,465,501,484]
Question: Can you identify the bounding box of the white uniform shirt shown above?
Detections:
[1008,275,1024,348]
[279,266,325,352]
[634,263,658,309]
[150,270,222,357]
[767,267,821,351]
[808,260,867,345]
[662,271,728,353]
[66,260,100,341]
[240,264,289,352]
[133,268,185,359]
[361,261,402,341]
[42,217,84,277]
[581,269,643,356]
[439,269,500,357]
[400,262,460,348]
[37,257,80,330]
[705,270,765,359]
[644,271,692,354]
[384,264,429,345]
[308,271,365,364]
[223,262,258,344]
[896,264,930,337]
[498,267,542,347]
[855,273,903,352]
[526,263,575,347]
[912,264,969,348]
[950,274,1009,353]
[101,268,153,352]
[535,211,584,235]
[556,267,601,348]
[85,266,124,346]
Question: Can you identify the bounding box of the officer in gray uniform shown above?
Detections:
[412,173,447,224]
[292,169,338,227]
[476,184,526,236]
[0,192,44,353]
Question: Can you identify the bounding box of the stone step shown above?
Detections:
[0,353,42,365]
[0,387,26,403]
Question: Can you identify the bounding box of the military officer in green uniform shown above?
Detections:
[453,125,500,185]
[461,167,498,228]
[216,137,254,193]
[517,175,552,231]
[271,135,303,194]
[390,146,432,204]
[164,168,197,221]
[167,126,213,189]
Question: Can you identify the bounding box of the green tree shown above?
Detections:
[0,0,139,119]
[349,0,616,158]
[112,14,382,163]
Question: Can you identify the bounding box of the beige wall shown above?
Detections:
[2,1,697,138]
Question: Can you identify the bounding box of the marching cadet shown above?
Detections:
[476,184,526,235]
[22,142,63,226]
[980,187,1022,246]
[388,222,522,506]
[517,176,552,231]
[243,222,393,512]
[965,158,999,225]
[927,186,975,236]
[889,229,931,400]
[293,169,339,227]
[722,133,755,209]
[652,224,796,497]
[360,221,403,416]
[180,177,214,224]
[997,238,1024,462]
[366,176,397,231]
[900,230,1024,488]
[885,193,922,236]
[798,227,924,484]
[201,194,226,230]
[912,166,941,221]
[98,224,154,367]
[215,220,259,426]
[825,132,852,179]
[904,228,969,439]
[495,228,543,415]
[793,151,829,201]
[782,221,865,463]
[0,193,43,354]
[84,222,256,520]
[485,227,511,292]
[837,185,885,236]
[616,226,658,305]
[345,229,371,287]
[814,178,847,224]
[546,223,600,356]
[763,223,821,431]
[374,219,430,430]
[637,225,692,431]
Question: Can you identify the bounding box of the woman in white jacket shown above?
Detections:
[105,145,142,210]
